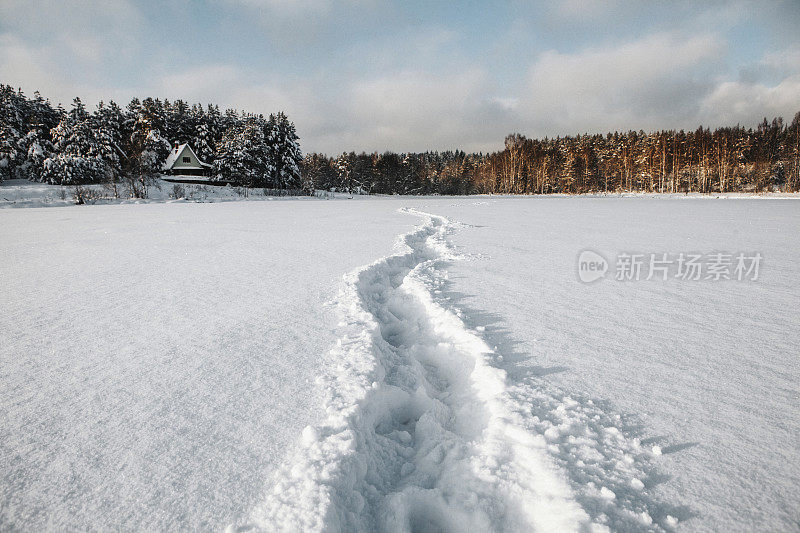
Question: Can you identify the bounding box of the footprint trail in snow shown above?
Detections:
[238,208,679,532]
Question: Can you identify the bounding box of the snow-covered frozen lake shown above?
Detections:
[1,193,798,531]
[426,197,800,532]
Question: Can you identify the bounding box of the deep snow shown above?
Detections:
[0,200,416,530]
[419,197,800,532]
[244,209,588,531]
[1,191,798,532]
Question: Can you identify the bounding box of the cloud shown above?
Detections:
[0,0,143,61]
[225,0,380,14]
[189,66,507,154]
[222,0,336,23]
[761,45,800,74]
[170,23,508,154]
[353,27,461,74]
[554,0,623,19]
[701,77,800,126]
[0,34,56,94]
[2,2,798,154]
[518,33,725,134]
[346,68,491,152]
[172,62,510,154]
[0,33,117,106]
[702,45,800,125]
[221,0,387,48]
[157,64,246,103]
[0,0,147,107]
[510,32,800,139]
[226,77,334,146]
[226,0,329,10]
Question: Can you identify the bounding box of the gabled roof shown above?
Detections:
[162,143,212,170]
[162,143,188,170]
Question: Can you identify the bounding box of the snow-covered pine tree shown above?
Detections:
[301,153,337,193]
[41,97,107,185]
[214,119,269,187]
[168,99,193,146]
[265,112,302,189]
[263,114,278,188]
[213,124,237,183]
[20,128,51,182]
[194,104,220,164]
[0,122,18,182]
[123,98,170,197]
[334,152,353,193]
[189,104,204,156]
[221,108,239,137]
[29,92,59,130]
[93,101,125,185]
[0,85,27,181]
[140,98,167,135]
[17,91,59,182]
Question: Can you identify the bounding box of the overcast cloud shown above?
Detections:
[1,0,798,154]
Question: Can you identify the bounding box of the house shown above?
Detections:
[162,142,212,178]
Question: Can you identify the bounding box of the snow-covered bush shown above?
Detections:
[72,185,100,205]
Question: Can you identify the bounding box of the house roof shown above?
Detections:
[162,143,212,170]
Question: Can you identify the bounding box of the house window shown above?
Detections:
[182,156,191,163]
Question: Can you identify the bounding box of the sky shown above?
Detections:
[1,0,799,155]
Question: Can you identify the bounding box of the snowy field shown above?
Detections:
[428,198,800,532]
[0,178,328,209]
[1,178,797,210]
[0,199,416,530]
[1,187,798,531]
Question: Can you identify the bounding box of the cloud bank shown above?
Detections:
[1,0,798,154]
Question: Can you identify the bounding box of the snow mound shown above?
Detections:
[239,209,588,532]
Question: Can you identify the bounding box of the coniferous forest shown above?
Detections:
[0,85,304,196]
[1,84,798,195]
[304,115,800,195]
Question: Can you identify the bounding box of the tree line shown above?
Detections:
[0,85,304,196]
[3,85,798,196]
[303,113,800,195]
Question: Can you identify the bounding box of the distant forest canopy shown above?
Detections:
[1,85,798,196]
[0,85,304,196]
[304,112,800,194]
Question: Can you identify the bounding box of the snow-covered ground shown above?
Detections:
[2,178,796,210]
[419,197,800,532]
[0,178,328,208]
[1,189,798,531]
[0,200,416,530]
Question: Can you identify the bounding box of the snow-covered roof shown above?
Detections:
[162,143,186,170]
[162,143,211,170]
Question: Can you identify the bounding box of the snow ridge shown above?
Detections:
[241,209,588,532]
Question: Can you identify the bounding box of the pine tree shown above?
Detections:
[20,128,51,182]
[788,112,800,191]
[194,104,220,163]
[0,122,18,182]
[123,98,170,197]
[266,112,302,189]
[335,152,353,193]
[214,119,269,187]
[41,97,106,184]
[0,85,26,181]
[168,99,193,145]
[93,101,125,184]
[16,91,58,181]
